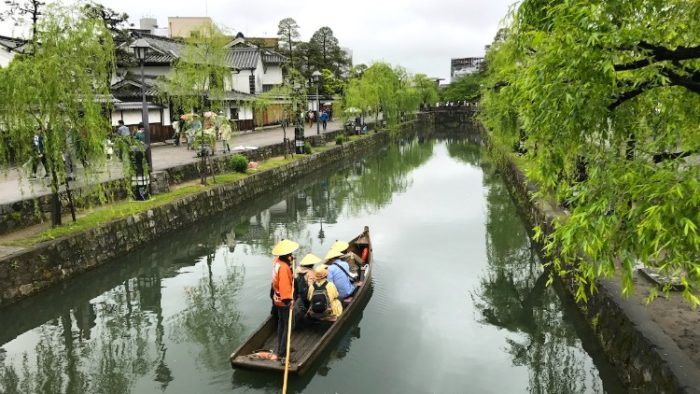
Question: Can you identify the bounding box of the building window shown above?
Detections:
[262,84,275,93]
[249,74,256,94]
[230,107,239,120]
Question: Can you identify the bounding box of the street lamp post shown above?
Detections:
[311,70,322,135]
[292,81,305,154]
[130,38,153,171]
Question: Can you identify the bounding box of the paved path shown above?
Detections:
[0,120,346,205]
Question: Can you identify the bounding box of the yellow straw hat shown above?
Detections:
[325,248,343,261]
[299,253,321,267]
[330,240,349,252]
[314,265,328,280]
[271,239,299,256]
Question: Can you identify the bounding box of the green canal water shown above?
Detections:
[0,128,626,393]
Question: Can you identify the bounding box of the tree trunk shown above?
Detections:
[50,167,62,227]
[200,126,207,185]
[626,133,636,161]
[64,177,77,222]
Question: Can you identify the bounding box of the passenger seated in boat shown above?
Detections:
[324,248,357,300]
[330,240,364,269]
[295,254,321,314]
[307,265,343,320]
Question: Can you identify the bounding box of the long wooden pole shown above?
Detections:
[282,256,296,394]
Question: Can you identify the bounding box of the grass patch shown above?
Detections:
[211,172,248,185]
[256,155,301,171]
[5,142,348,246]
[9,185,206,246]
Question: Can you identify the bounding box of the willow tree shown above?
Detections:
[344,63,427,127]
[255,68,307,157]
[481,0,700,304]
[413,73,439,106]
[441,72,483,103]
[163,23,231,185]
[0,4,115,226]
[394,66,421,122]
[344,62,397,126]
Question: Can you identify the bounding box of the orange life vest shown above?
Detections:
[271,257,293,307]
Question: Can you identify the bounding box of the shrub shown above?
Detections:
[335,135,344,145]
[230,154,248,173]
[303,142,312,154]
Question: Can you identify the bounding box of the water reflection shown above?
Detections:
[0,133,433,394]
[230,285,373,394]
[0,132,626,394]
[170,257,245,371]
[472,157,625,393]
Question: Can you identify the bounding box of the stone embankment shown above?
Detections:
[0,127,387,308]
[0,129,351,235]
[486,129,700,394]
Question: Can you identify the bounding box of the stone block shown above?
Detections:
[18,284,33,296]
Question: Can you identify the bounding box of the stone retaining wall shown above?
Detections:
[0,129,388,308]
[0,128,352,235]
[487,131,700,393]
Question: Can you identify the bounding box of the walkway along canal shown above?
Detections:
[0,125,626,393]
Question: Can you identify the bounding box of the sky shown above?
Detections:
[0,0,517,81]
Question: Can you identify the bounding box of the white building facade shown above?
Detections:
[111,31,287,141]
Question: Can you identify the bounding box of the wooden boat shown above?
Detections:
[230,226,373,375]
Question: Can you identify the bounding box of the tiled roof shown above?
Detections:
[221,90,255,101]
[138,34,184,64]
[0,35,26,52]
[247,37,279,49]
[261,49,285,65]
[111,78,160,99]
[128,33,277,71]
[225,47,259,69]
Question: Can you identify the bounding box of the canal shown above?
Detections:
[0,127,626,393]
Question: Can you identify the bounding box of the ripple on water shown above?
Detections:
[366,259,390,314]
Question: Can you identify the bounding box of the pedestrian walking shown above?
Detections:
[115,120,130,160]
[220,121,233,153]
[172,120,181,147]
[320,111,328,131]
[307,111,314,128]
[30,128,48,179]
[117,120,130,138]
[104,137,114,160]
[134,123,145,143]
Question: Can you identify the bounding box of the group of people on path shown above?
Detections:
[171,114,234,155]
[29,127,89,181]
[270,238,369,362]
[116,119,146,144]
[307,109,331,131]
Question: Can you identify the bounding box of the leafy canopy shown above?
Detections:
[442,72,483,102]
[344,62,433,127]
[277,17,300,68]
[481,0,700,304]
[0,4,116,189]
[163,23,231,114]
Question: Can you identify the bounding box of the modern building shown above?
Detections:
[167,17,213,38]
[450,57,484,81]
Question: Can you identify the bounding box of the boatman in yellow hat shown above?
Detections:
[271,239,299,362]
